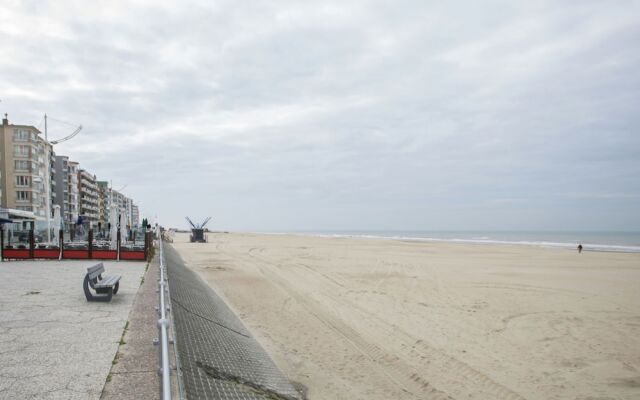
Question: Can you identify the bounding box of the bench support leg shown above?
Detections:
[83,275,95,302]
[84,275,114,302]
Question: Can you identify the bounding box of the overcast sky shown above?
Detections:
[1,1,639,231]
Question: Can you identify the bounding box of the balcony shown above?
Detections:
[13,134,36,143]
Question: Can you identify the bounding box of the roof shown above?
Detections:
[2,123,42,134]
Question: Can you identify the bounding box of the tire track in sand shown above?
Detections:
[244,248,449,399]
[243,247,527,400]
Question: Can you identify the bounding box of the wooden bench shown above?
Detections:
[83,263,121,302]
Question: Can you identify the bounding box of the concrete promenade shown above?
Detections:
[0,260,145,399]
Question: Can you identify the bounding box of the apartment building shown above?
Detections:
[0,114,49,219]
[125,197,132,227]
[1,114,142,234]
[131,204,139,227]
[97,181,110,227]
[67,160,79,226]
[112,189,126,214]
[53,155,70,226]
[78,169,99,227]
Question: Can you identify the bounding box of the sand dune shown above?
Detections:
[171,232,640,400]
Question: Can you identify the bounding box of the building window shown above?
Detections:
[13,129,30,141]
[15,176,30,187]
[14,145,30,157]
[16,206,33,212]
[14,160,30,171]
[16,191,30,201]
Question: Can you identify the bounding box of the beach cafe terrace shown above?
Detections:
[0,208,150,261]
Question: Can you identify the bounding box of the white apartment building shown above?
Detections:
[0,115,49,219]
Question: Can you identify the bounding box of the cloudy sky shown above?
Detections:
[1,0,639,231]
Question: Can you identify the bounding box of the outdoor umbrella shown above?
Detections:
[110,207,118,250]
[120,209,127,244]
[52,205,61,244]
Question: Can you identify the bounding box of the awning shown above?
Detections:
[0,208,37,220]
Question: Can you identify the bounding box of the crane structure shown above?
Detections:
[185,217,211,243]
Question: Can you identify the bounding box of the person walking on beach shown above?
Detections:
[578,244,583,254]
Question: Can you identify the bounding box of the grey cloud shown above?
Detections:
[1,0,639,230]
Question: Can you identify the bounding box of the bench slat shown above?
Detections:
[94,275,121,288]
[87,263,105,280]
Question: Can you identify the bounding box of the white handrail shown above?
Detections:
[156,226,172,400]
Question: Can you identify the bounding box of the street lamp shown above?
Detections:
[43,114,82,243]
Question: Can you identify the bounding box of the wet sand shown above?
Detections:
[171,232,640,400]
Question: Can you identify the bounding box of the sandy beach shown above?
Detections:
[171,232,640,400]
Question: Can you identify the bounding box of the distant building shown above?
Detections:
[131,204,139,227]
[78,169,99,227]
[53,155,69,226]
[97,181,110,227]
[0,114,141,234]
[67,160,80,226]
[111,189,126,215]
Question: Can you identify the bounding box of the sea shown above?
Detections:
[272,230,640,253]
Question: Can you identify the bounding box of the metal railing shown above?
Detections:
[156,228,172,400]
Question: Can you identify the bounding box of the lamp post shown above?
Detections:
[44,115,51,243]
[42,114,82,244]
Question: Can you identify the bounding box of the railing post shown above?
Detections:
[117,230,121,261]
[0,225,4,262]
[144,231,148,261]
[88,229,93,259]
[59,229,63,260]
[29,229,35,259]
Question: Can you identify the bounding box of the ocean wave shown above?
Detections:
[402,237,640,253]
[258,232,640,253]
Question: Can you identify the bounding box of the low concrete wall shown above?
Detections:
[165,244,303,400]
